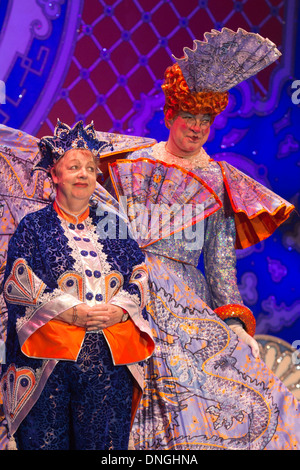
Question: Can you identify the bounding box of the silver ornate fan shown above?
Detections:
[174,27,281,93]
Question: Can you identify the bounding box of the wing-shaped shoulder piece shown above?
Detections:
[218,161,294,249]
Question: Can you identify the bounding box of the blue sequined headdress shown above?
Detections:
[34,120,113,172]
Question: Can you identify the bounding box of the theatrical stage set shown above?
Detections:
[0,2,299,451]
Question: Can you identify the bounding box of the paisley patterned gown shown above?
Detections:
[109,142,300,450]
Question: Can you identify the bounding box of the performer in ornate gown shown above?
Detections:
[0,121,154,450]
[0,122,156,450]
[108,28,300,450]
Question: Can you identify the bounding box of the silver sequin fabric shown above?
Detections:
[129,143,243,310]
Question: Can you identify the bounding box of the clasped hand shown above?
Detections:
[58,303,125,331]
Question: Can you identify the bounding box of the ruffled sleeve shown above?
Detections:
[218,161,295,249]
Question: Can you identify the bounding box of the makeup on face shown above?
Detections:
[166,112,212,157]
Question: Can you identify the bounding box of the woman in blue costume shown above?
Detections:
[0,120,154,450]
[109,29,300,450]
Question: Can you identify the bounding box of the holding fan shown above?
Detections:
[109,28,299,451]
[109,157,221,247]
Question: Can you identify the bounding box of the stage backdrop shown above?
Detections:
[0,0,300,347]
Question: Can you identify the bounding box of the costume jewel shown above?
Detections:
[174,27,281,93]
[214,304,256,337]
[34,120,113,173]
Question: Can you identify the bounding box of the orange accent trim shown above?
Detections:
[214,304,256,337]
[233,207,294,249]
[58,272,84,302]
[103,318,155,365]
[217,162,295,250]
[0,153,40,199]
[1,365,37,418]
[109,157,222,203]
[21,319,86,360]
[5,259,45,305]
[53,200,90,224]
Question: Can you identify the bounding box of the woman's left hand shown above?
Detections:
[85,304,125,331]
[227,319,260,358]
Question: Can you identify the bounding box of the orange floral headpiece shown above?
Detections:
[162,63,229,123]
[162,28,281,123]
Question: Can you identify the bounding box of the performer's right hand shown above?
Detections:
[56,303,91,328]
